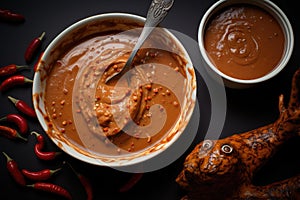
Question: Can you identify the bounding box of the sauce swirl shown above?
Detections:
[204,4,285,80]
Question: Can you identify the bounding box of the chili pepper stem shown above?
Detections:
[63,161,81,177]
[51,167,62,174]
[24,77,33,83]
[31,131,40,137]
[2,152,12,162]
[63,161,75,172]
[16,132,27,141]
[8,95,18,104]
[55,152,62,156]
[15,65,30,70]
[39,32,46,41]
[8,95,33,105]
[26,184,34,188]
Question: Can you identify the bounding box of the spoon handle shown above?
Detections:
[125,0,175,67]
[145,0,175,28]
[105,0,174,83]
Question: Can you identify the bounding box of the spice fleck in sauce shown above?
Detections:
[204,4,285,80]
[44,23,188,157]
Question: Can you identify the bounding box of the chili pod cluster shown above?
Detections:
[2,151,71,199]
[0,7,80,200]
[31,131,61,160]
[8,96,37,118]
[0,75,33,92]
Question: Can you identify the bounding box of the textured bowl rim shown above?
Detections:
[32,12,197,168]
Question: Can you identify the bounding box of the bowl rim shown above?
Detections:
[198,0,294,85]
[32,12,197,168]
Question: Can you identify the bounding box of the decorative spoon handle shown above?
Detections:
[126,0,174,65]
[105,0,174,83]
[145,0,175,28]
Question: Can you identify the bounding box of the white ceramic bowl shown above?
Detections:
[198,0,294,88]
[32,13,196,170]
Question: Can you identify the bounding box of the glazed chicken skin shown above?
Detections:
[176,68,300,200]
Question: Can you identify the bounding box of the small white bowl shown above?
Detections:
[32,13,196,170]
[198,0,294,88]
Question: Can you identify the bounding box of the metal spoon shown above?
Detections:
[105,0,175,83]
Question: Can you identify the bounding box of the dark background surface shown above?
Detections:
[0,0,299,199]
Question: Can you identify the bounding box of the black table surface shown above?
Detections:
[0,0,299,199]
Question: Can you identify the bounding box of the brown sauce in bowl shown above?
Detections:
[204,4,285,80]
[43,23,188,157]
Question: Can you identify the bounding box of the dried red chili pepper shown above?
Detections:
[0,113,28,135]
[31,131,61,160]
[78,173,93,200]
[0,64,29,77]
[0,8,25,23]
[0,75,33,92]
[2,152,26,186]
[8,96,37,118]
[0,125,27,141]
[31,131,44,147]
[25,32,46,63]
[119,173,144,192]
[22,167,61,181]
[27,182,72,200]
[65,161,93,200]
[34,145,60,160]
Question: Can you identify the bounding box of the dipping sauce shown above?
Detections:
[204,4,285,80]
[42,19,190,157]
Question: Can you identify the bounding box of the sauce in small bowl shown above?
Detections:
[198,0,294,88]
